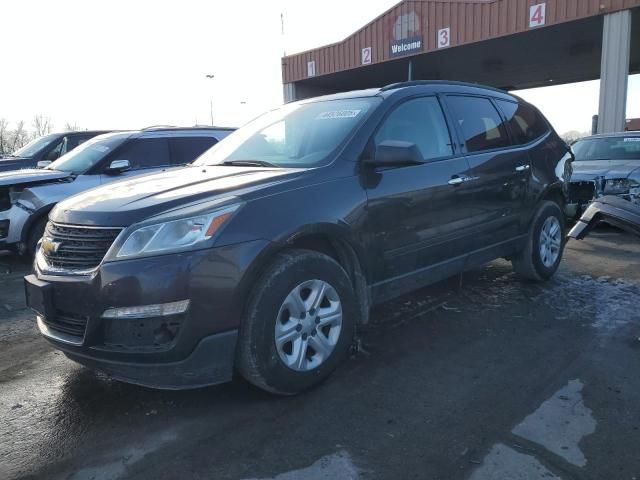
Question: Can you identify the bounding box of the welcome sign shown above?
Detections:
[390,36,423,58]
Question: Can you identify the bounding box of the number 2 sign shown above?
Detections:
[529,3,546,28]
[362,47,372,65]
[438,27,450,49]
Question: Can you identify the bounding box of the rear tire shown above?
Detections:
[236,249,358,395]
[27,217,48,256]
[512,201,565,281]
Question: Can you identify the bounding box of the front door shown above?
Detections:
[363,96,477,300]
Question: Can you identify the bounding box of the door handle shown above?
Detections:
[448,177,465,186]
[515,165,531,172]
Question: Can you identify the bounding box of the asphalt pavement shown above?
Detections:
[1,229,639,480]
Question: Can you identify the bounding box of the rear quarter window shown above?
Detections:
[496,100,549,145]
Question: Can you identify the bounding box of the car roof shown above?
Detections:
[579,131,640,140]
[297,80,521,104]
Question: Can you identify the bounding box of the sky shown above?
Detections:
[1,0,638,135]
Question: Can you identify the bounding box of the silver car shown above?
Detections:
[0,127,234,254]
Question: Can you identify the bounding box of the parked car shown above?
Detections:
[1,127,234,254]
[565,132,640,218]
[24,81,572,394]
[0,131,109,172]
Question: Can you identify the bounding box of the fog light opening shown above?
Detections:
[102,300,190,320]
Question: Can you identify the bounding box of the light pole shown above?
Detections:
[205,74,215,126]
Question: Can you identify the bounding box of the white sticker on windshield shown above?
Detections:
[91,145,110,152]
[317,110,362,120]
[623,138,640,142]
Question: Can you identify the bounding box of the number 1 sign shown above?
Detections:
[529,3,546,28]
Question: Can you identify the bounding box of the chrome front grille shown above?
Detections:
[42,222,122,271]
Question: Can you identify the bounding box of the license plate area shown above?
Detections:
[24,274,55,319]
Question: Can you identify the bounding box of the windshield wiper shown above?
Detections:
[221,160,278,168]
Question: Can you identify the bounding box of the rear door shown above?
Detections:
[363,96,477,295]
[444,95,530,248]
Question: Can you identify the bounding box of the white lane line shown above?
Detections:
[512,379,596,467]
[469,444,562,480]
[243,451,359,480]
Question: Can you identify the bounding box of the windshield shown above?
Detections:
[10,134,60,158]
[47,133,130,174]
[573,137,640,161]
[194,97,380,168]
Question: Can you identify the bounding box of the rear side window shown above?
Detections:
[496,100,549,144]
[446,96,510,153]
[375,97,453,161]
[170,136,219,165]
[114,138,171,169]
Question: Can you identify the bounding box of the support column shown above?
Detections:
[598,10,632,134]
[283,83,297,103]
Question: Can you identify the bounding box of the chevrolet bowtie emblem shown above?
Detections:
[41,237,62,255]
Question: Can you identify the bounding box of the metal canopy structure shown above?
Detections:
[281,0,640,133]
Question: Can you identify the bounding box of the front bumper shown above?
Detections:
[0,204,30,249]
[569,195,640,240]
[26,239,270,389]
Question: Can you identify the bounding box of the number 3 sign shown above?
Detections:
[529,3,546,28]
[438,27,450,49]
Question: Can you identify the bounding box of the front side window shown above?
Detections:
[195,97,380,168]
[447,96,510,153]
[374,97,453,161]
[114,138,171,169]
[572,137,640,161]
[496,100,549,145]
[171,137,219,165]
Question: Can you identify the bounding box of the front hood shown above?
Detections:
[53,165,306,226]
[0,168,72,187]
[571,160,640,181]
[0,157,30,172]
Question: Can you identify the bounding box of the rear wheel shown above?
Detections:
[512,201,565,281]
[236,249,357,395]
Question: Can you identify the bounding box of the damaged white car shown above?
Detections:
[0,127,234,254]
[566,132,640,218]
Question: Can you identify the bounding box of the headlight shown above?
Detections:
[603,179,633,195]
[112,204,240,260]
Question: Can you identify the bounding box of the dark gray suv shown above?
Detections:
[25,82,573,394]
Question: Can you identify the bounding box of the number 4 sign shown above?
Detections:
[438,27,450,49]
[529,3,546,28]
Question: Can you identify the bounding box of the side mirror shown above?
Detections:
[365,141,424,167]
[105,159,131,174]
[37,160,52,169]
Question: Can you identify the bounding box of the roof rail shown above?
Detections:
[380,80,509,95]
[142,125,236,131]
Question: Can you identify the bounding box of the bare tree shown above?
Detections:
[10,121,29,151]
[0,118,8,155]
[63,121,80,132]
[32,114,53,137]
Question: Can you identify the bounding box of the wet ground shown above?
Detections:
[1,229,639,480]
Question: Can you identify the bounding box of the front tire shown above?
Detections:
[27,217,48,256]
[512,201,565,281]
[236,249,358,395]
